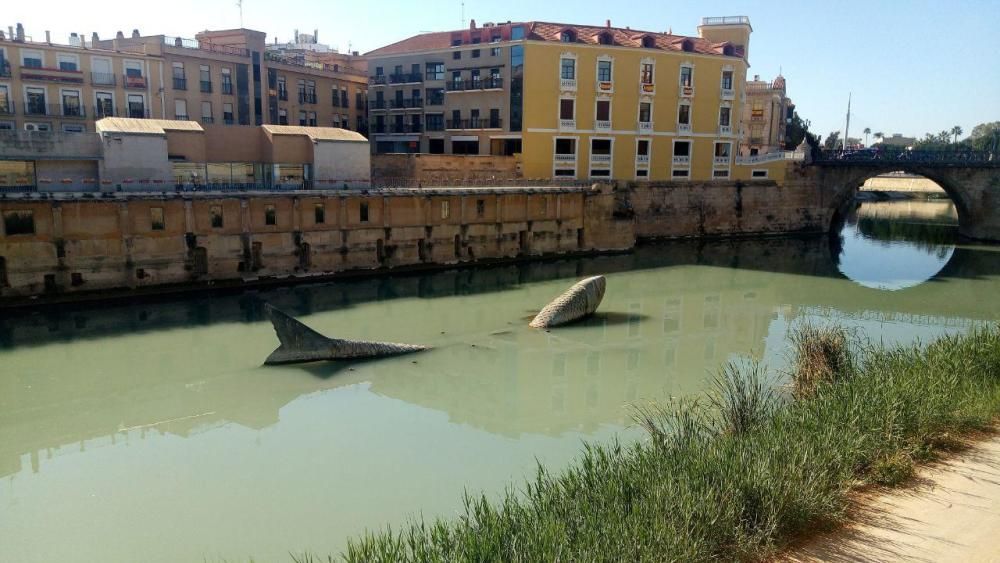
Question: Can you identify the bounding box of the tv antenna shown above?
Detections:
[236,0,244,27]
[461,1,465,26]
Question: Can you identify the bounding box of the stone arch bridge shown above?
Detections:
[805,149,1000,240]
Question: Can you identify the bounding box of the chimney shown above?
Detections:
[470,19,476,30]
[0,31,4,41]
[294,28,298,42]
[754,74,759,81]
[92,32,100,44]
[131,29,140,38]
[8,26,14,41]
[606,19,611,28]
[45,30,51,43]
[16,23,25,41]
[313,28,318,43]
[116,30,125,39]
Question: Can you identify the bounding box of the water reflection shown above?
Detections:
[1,200,998,562]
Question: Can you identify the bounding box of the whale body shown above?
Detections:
[529,276,607,328]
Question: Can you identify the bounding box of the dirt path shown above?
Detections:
[784,437,1000,563]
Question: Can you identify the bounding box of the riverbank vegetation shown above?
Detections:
[335,325,1000,562]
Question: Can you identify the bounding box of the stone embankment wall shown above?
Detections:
[0,186,634,300]
[861,174,946,194]
[371,154,521,184]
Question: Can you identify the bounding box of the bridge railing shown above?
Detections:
[814,148,998,166]
[735,150,804,165]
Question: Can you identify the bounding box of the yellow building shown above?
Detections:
[366,17,788,182]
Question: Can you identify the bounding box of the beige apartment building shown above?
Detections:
[739,73,792,155]
[0,24,368,135]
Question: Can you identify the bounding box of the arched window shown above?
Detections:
[641,36,656,48]
[597,32,613,45]
[681,39,693,52]
[560,30,576,43]
[722,44,734,56]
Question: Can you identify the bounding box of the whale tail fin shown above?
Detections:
[264,304,336,365]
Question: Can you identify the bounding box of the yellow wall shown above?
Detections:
[520,41,748,182]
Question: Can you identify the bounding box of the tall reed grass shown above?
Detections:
[338,326,1000,562]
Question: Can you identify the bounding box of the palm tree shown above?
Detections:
[874,131,884,144]
[951,125,963,144]
[863,127,871,147]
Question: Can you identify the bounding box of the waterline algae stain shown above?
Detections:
[529,276,607,328]
[264,304,427,365]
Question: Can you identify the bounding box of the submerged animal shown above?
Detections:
[529,275,607,328]
[263,304,427,365]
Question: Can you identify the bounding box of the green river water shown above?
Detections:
[1,199,998,562]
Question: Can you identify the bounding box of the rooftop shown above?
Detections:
[261,124,368,142]
[96,118,204,135]
[366,20,745,58]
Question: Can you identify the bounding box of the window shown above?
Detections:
[597,60,612,82]
[677,103,690,125]
[560,58,575,80]
[96,92,113,118]
[511,26,525,40]
[308,111,317,126]
[174,99,188,120]
[489,108,500,128]
[61,90,81,116]
[638,102,651,123]
[223,103,234,124]
[596,100,610,121]
[673,141,691,156]
[426,62,444,81]
[597,32,613,45]
[127,94,145,118]
[441,200,450,219]
[640,63,654,84]
[591,139,611,155]
[719,106,731,127]
[470,108,480,127]
[471,49,480,58]
[721,70,733,90]
[560,30,576,42]
[714,142,731,158]
[57,54,78,71]
[490,46,501,56]
[360,202,369,222]
[426,114,443,131]
[201,101,212,122]
[26,87,45,115]
[210,206,224,228]
[451,38,462,47]
[341,87,349,107]
[476,199,485,218]
[221,68,233,94]
[672,169,690,178]
[470,69,481,87]
[172,62,186,89]
[555,138,576,155]
[453,50,461,60]
[751,170,768,178]
[21,50,43,68]
[452,71,462,89]
[332,88,341,107]
[199,65,211,92]
[277,76,287,100]
[641,36,656,48]
[62,124,84,133]
[680,66,693,87]
[3,211,35,235]
[637,139,650,156]
[314,204,325,224]
[264,204,276,226]
[298,110,306,126]
[278,108,288,125]
[150,208,165,231]
[559,98,574,120]
[713,169,729,178]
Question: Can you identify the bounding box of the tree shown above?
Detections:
[968,121,1000,151]
[823,131,841,150]
[951,125,963,144]
[874,131,884,144]
[784,110,819,150]
[863,127,872,147]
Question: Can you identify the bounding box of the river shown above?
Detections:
[1,200,997,562]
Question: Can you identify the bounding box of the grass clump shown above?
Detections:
[788,323,855,399]
[340,327,1000,562]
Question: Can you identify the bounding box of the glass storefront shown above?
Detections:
[0,161,36,189]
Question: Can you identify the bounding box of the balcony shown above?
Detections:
[559,119,576,130]
[91,72,116,86]
[388,123,422,134]
[719,125,733,136]
[202,116,215,124]
[672,155,690,166]
[371,100,387,110]
[554,153,577,164]
[636,154,650,165]
[299,92,317,104]
[173,77,187,90]
[595,120,611,131]
[175,114,190,121]
[446,118,502,130]
[679,84,695,98]
[713,156,731,166]
[200,80,213,93]
[446,77,504,92]
[389,98,423,110]
[277,89,288,101]
[638,120,653,133]
[0,61,10,78]
[596,80,613,94]
[0,100,13,116]
[124,74,147,89]
[368,75,387,86]
[721,87,735,100]
[639,82,655,95]
[677,123,692,134]
[388,72,423,84]
[560,78,577,92]
[24,103,87,118]
[222,82,233,95]
[19,65,85,84]
[224,117,235,125]
[590,154,612,165]
[426,95,444,106]
[750,110,765,121]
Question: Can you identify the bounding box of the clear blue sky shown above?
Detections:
[7,0,999,141]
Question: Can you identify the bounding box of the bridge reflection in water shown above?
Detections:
[1,200,997,562]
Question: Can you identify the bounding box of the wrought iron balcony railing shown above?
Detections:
[173,77,187,90]
[23,103,87,117]
[446,77,504,92]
